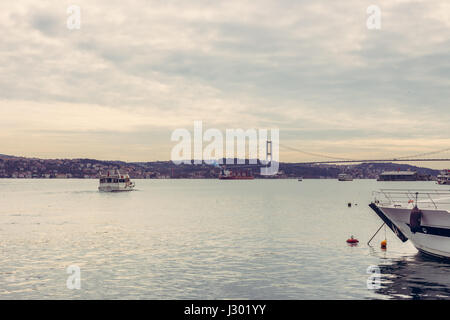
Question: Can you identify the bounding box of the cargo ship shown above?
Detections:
[219,167,254,180]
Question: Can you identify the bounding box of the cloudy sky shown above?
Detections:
[1,0,449,167]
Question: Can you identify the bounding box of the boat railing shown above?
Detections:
[373,189,450,210]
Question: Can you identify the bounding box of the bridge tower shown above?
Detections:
[266,140,272,163]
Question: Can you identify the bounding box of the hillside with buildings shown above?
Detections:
[0,154,441,179]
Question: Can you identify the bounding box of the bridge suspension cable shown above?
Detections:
[280,144,450,163]
[395,147,450,160]
[279,144,353,161]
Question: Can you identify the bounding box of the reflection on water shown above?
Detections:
[376,253,450,300]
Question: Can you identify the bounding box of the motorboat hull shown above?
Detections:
[370,203,450,259]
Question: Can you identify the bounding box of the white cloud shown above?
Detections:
[0,0,449,164]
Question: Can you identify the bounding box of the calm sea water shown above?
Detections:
[1,179,450,300]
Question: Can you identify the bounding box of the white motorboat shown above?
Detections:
[437,170,450,185]
[98,170,135,192]
[370,189,450,259]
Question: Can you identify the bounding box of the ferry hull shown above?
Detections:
[370,203,450,259]
[98,184,135,192]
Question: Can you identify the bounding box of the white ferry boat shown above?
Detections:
[437,170,450,185]
[370,189,450,259]
[338,173,353,181]
[98,170,135,192]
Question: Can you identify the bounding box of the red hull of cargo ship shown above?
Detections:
[219,167,254,180]
[218,175,254,180]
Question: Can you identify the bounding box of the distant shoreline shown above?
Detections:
[0,154,442,180]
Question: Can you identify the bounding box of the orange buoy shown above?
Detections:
[381,239,387,249]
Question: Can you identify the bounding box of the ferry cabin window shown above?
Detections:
[101,178,125,183]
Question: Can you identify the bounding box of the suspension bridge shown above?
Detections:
[280,144,450,165]
[213,143,450,169]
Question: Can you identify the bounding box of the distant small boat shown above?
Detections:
[437,170,450,185]
[298,177,303,181]
[98,170,135,192]
[338,173,353,181]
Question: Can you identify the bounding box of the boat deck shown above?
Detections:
[373,189,450,211]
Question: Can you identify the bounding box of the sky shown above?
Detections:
[0,0,449,168]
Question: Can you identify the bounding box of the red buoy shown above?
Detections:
[346,236,359,244]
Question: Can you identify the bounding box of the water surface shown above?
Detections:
[1,179,449,299]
